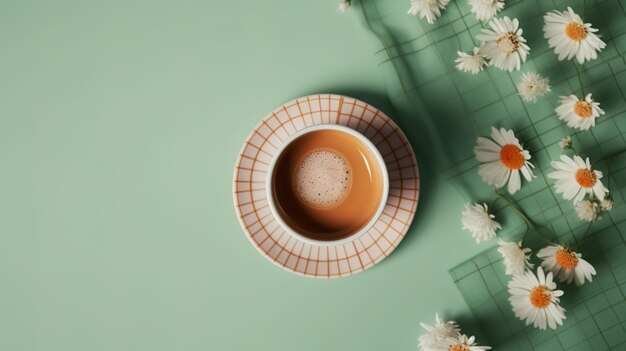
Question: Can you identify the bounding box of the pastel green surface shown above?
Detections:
[0,1,492,351]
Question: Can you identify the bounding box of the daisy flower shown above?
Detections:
[418,313,461,351]
[337,0,350,13]
[498,240,534,276]
[556,94,604,131]
[433,334,491,351]
[537,245,596,286]
[558,136,572,150]
[455,47,488,74]
[601,195,614,211]
[548,154,608,203]
[575,199,599,222]
[461,203,501,243]
[476,16,530,72]
[517,71,551,103]
[468,0,504,22]
[408,0,450,24]
[543,7,606,63]
[508,267,566,330]
[474,127,535,194]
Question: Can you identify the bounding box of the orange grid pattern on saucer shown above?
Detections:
[233,94,420,278]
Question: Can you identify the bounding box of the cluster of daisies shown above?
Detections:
[453,6,607,132]
[411,1,617,336]
[408,2,615,251]
[471,127,613,222]
[453,7,605,72]
[342,2,608,132]
[458,124,615,330]
[418,313,491,351]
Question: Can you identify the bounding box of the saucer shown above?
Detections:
[233,94,420,278]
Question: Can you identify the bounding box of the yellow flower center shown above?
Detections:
[575,168,597,188]
[496,32,520,54]
[574,101,593,118]
[449,344,470,351]
[565,22,588,41]
[556,249,579,270]
[529,286,551,308]
[499,144,525,170]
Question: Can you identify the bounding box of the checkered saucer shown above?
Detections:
[233,94,420,278]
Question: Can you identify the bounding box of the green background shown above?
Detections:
[1,1,500,350]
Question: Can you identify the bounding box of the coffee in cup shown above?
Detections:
[267,125,388,245]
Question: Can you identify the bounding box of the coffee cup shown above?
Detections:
[266,124,389,246]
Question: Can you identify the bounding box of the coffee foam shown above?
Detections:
[293,150,351,208]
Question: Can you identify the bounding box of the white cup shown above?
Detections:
[266,124,389,246]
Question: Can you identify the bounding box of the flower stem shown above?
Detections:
[495,191,559,245]
[575,63,586,97]
[489,195,500,209]
[572,220,597,250]
[583,219,594,237]
[568,216,593,249]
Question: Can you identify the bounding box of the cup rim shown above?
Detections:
[265,124,389,247]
